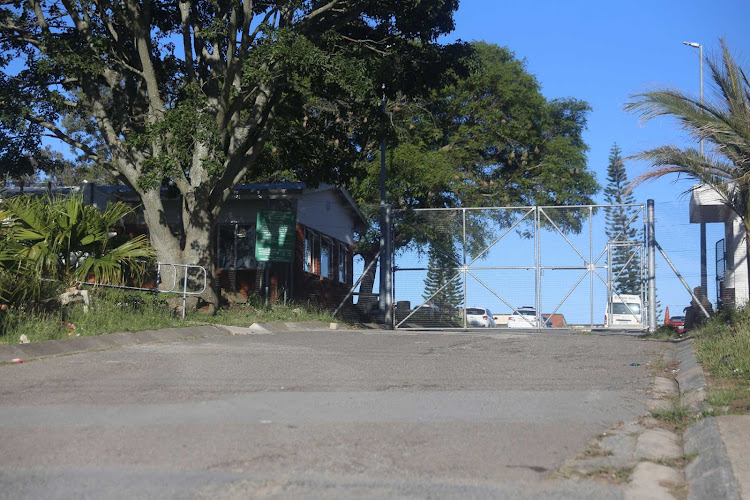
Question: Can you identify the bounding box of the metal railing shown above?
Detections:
[77,262,207,319]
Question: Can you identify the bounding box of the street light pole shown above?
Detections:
[379,84,393,328]
[683,41,708,298]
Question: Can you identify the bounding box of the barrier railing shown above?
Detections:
[77,262,207,319]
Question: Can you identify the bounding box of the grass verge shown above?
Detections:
[0,288,346,345]
[691,306,750,414]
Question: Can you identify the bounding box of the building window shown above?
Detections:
[303,228,341,280]
[217,223,257,269]
[321,238,332,279]
[304,229,320,274]
[304,229,313,273]
[338,244,349,283]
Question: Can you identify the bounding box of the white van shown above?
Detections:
[605,294,643,328]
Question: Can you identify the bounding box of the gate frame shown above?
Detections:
[391,202,651,331]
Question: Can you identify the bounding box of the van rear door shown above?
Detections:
[609,300,642,326]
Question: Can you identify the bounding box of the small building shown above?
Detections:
[6,182,367,310]
[689,184,749,308]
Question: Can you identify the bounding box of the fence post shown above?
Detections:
[384,204,393,329]
[647,200,657,332]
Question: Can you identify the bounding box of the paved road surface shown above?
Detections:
[0,329,669,499]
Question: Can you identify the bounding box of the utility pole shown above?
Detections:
[684,41,708,298]
[379,84,393,328]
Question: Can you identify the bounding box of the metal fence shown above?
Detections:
[389,204,649,330]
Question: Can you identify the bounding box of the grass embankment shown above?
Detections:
[0,288,343,345]
[691,308,750,413]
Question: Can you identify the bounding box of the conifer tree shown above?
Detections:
[422,239,462,312]
[603,144,642,295]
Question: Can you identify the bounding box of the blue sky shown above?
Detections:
[380,1,750,323]
[441,0,750,206]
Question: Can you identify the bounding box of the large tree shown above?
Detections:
[603,143,641,294]
[345,42,599,310]
[0,0,464,311]
[625,38,750,286]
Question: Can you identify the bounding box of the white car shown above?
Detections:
[507,306,542,329]
[465,307,496,327]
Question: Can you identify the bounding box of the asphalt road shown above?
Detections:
[0,329,669,499]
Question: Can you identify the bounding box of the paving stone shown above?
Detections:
[686,451,733,482]
[646,398,673,413]
[682,388,706,410]
[676,365,706,393]
[625,462,682,500]
[652,377,679,396]
[684,418,723,456]
[600,433,637,457]
[640,416,661,428]
[688,467,741,500]
[635,428,682,461]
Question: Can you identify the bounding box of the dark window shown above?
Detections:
[217,223,257,270]
[612,303,640,315]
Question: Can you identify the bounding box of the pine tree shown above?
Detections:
[423,239,463,313]
[603,144,642,295]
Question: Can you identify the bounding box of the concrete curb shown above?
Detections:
[671,339,742,500]
[0,325,228,362]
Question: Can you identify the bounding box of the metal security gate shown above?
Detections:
[391,204,648,330]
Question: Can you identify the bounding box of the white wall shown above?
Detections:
[297,189,356,245]
[728,217,750,307]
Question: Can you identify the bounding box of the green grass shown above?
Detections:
[689,307,750,413]
[650,395,693,429]
[0,288,347,344]
[693,307,750,381]
[187,297,343,327]
[1,289,183,344]
[641,324,683,340]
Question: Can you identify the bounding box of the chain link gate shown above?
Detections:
[391,204,647,330]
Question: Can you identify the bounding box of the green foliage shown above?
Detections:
[626,39,750,235]
[0,194,153,304]
[693,306,750,381]
[422,237,462,312]
[348,42,598,256]
[194,297,341,327]
[0,288,180,344]
[410,43,596,211]
[649,395,692,429]
[0,0,467,311]
[603,144,642,295]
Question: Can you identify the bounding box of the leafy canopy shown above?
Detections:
[625,38,750,228]
[0,194,153,304]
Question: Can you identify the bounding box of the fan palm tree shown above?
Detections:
[0,193,153,303]
[625,38,750,282]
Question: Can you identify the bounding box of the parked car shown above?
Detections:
[465,307,496,327]
[669,315,686,333]
[507,306,542,329]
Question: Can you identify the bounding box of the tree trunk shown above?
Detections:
[140,189,182,264]
[355,243,379,317]
[140,188,220,313]
[182,193,221,314]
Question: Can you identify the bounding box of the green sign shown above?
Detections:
[255,209,296,262]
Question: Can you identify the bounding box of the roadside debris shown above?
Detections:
[61,321,76,335]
